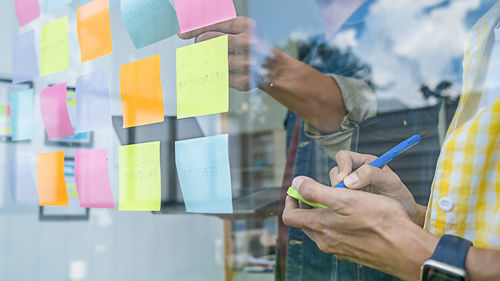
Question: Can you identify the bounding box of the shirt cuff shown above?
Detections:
[304,74,377,159]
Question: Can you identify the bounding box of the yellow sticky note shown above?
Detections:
[41,16,69,76]
[287,186,327,209]
[77,0,113,62]
[176,35,229,119]
[37,151,69,206]
[119,141,161,211]
[120,55,164,128]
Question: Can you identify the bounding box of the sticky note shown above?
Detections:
[75,149,114,209]
[119,141,161,211]
[37,151,68,206]
[13,30,39,84]
[45,0,73,11]
[176,35,229,119]
[175,134,233,213]
[8,155,38,204]
[75,70,112,133]
[174,0,236,33]
[121,0,179,49]
[41,16,69,76]
[40,83,75,139]
[120,55,164,128]
[77,0,112,62]
[15,0,41,26]
[10,89,34,141]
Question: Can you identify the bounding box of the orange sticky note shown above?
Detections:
[77,0,112,62]
[37,151,68,206]
[120,55,164,128]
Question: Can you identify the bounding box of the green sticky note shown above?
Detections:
[0,105,6,116]
[119,141,161,211]
[41,16,69,76]
[176,35,229,119]
[287,186,327,209]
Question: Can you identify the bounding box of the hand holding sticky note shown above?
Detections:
[287,135,421,208]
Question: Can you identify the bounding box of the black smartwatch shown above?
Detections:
[420,235,473,281]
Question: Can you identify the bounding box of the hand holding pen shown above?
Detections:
[287,135,422,208]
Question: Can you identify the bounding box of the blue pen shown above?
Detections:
[335,134,422,188]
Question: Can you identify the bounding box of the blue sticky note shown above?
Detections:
[175,134,233,213]
[10,89,34,141]
[75,69,112,133]
[13,30,38,84]
[121,0,179,49]
[45,0,73,11]
[8,155,39,204]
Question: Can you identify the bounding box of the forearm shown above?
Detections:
[259,49,347,134]
[466,247,500,280]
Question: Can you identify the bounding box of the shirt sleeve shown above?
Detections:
[304,74,377,159]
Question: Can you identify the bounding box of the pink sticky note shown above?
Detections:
[15,0,41,26]
[40,83,75,139]
[75,149,114,209]
[175,0,237,33]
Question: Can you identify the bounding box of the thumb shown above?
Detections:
[292,176,338,207]
[343,164,392,191]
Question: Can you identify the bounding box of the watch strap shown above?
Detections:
[430,234,473,269]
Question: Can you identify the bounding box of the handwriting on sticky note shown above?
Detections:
[37,151,68,206]
[75,149,114,209]
[10,89,34,141]
[174,0,236,33]
[75,70,112,133]
[176,35,229,119]
[40,83,75,139]
[120,55,164,128]
[121,0,179,49]
[175,134,233,213]
[13,30,39,84]
[41,16,69,76]
[15,0,40,26]
[119,141,161,211]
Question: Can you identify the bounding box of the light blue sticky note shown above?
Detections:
[75,69,112,133]
[175,134,233,213]
[121,0,179,49]
[10,89,34,141]
[45,0,73,11]
[13,30,38,84]
[8,155,39,204]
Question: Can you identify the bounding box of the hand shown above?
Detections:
[329,150,426,226]
[178,17,275,91]
[283,176,438,280]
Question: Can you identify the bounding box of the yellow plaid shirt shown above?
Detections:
[424,2,500,249]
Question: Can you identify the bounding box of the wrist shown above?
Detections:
[389,222,439,280]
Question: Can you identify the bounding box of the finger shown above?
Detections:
[194,31,226,43]
[229,73,251,91]
[178,17,253,39]
[282,196,322,229]
[229,55,252,74]
[292,176,352,209]
[334,151,377,183]
[343,164,399,190]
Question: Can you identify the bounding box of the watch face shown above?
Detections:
[422,265,466,281]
